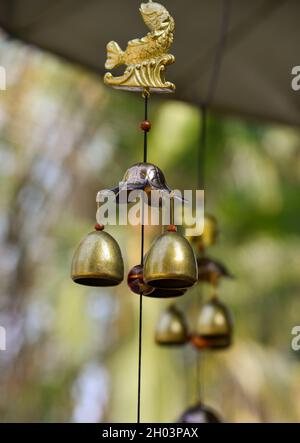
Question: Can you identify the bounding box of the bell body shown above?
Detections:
[193,298,233,349]
[155,305,188,346]
[202,215,219,248]
[144,232,198,289]
[177,403,222,423]
[71,231,124,287]
[187,214,219,251]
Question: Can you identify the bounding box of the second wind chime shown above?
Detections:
[71,0,234,423]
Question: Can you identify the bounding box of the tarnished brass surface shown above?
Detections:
[193,298,233,349]
[71,231,124,287]
[178,403,222,424]
[104,2,175,93]
[144,231,198,289]
[155,305,188,346]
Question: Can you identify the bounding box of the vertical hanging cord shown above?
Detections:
[137,91,149,424]
[198,106,207,191]
[195,105,207,403]
[195,0,231,404]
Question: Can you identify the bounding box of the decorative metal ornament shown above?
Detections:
[193,297,233,350]
[104,1,175,93]
[71,227,124,287]
[197,256,233,286]
[177,403,222,424]
[144,229,198,289]
[100,162,181,206]
[155,305,188,346]
[127,264,154,296]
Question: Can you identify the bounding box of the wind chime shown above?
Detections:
[155,214,234,423]
[71,1,199,423]
[153,0,234,423]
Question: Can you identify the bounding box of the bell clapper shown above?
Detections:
[95,223,105,232]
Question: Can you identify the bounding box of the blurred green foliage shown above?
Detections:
[0,34,300,423]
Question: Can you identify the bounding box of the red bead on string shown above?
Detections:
[140,120,151,132]
[167,225,177,233]
[95,223,104,231]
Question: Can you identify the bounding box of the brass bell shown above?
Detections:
[155,305,189,346]
[142,251,187,298]
[71,226,124,287]
[202,214,219,248]
[197,256,233,286]
[177,403,222,423]
[193,297,233,350]
[144,227,198,290]
[187,214,219,253]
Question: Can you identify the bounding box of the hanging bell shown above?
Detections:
[144,223,198,289]
[187,214,219,251]
[202,214,219,248]
[127,264,154,296]
[155,305,189,346]
[71,225,124,287]
[192,297,233,350]
[141,252,187,298]
[197,256,233,286]
[177,403,222,423]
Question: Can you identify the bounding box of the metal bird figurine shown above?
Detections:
[98,163,182,206]
[197,256,233,286]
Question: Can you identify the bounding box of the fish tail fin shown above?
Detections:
[105,41,124,69]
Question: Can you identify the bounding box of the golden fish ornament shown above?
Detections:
[104,1,175,93]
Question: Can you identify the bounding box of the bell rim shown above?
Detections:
[72,273,123,287]
[191,334,232,350]
[155,339,188,347]
[144,275,197,289]
[143,289,186,299]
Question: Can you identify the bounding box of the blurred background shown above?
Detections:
[0,32,300,423]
